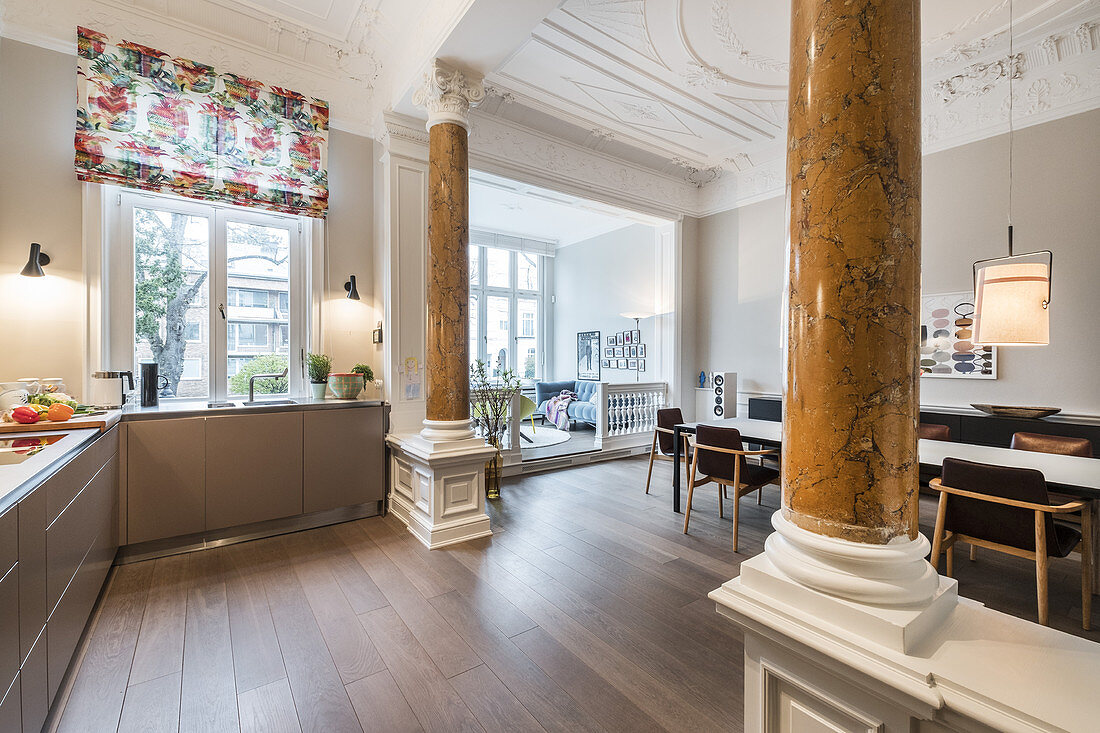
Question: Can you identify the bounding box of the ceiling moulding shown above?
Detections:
[468,110,699,220]
[0,0,391,136]
[923,13,1100,155]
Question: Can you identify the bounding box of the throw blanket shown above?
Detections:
[546,390,577,431]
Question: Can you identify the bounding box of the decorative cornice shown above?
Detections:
[412,60,486,131]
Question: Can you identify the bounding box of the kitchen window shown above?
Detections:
[117,190,308,401]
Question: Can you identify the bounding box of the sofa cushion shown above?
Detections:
[535,380,576,406]
[574,380,600,402]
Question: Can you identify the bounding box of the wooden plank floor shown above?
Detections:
[54,456,1098,732]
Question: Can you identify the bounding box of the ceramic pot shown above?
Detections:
[310,381,327,400]
[327,373,364,399]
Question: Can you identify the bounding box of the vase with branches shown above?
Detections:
[470,359,521,499]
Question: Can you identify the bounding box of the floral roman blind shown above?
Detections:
[75,27,329,218]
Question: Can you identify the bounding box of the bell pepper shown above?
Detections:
[11,406,41,424]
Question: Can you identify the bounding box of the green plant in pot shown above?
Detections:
[470,360,521,500]
[306,352,332,399]
[351,363,374,395]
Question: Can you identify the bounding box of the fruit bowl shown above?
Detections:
[327,373,364,399]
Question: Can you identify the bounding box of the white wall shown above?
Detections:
[692,108,1100,416]
[0,39,380,399]
[552,223,660,383]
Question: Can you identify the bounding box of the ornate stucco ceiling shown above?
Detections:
[481,0,1100,197]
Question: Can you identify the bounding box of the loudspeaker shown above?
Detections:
[710,372,737,419]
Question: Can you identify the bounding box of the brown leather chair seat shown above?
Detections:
[1010,431,1093,458]
[918,423,951,441]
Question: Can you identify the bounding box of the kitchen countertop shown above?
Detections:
[0,427,103,514]
[121,397,385,422]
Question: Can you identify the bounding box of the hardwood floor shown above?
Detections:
[53,456,1098,732]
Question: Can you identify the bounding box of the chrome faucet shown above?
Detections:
[249,367,289,403]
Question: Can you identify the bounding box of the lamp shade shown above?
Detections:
[973,261,1050,346]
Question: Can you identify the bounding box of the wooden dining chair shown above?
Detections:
[684,425,779,552]
[1010,432,1093,458]
[928,457,1092,629]
[644,408,692,494]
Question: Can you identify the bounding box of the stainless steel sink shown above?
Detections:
[242,399,298,406]
[207,401,240,408]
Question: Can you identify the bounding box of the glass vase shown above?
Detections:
[485,435,503,500]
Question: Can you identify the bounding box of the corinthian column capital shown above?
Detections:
[412,60,486,131]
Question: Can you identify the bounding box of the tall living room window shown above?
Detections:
[123,191,307,402]
[468,236,552,381]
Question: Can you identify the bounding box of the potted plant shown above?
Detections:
[469,360,521,500]
[306,352,332,399]
[351,363,374,396]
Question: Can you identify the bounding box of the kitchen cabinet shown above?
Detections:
[126,418,205,544]
[303,407,385,513]
[205,411,303,530]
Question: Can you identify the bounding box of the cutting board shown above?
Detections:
[0,412,115,434]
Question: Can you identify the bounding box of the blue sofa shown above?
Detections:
[534,380,602,427]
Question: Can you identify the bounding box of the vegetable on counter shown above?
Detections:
[11,406,41,424]
[47,403,75,422]
[29,393,78,410]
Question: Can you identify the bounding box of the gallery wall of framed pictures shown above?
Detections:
[599,328,647,374]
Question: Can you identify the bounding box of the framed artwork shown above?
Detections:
[601,359,610,368]
[617,358,627,369]
[631,329,641,343]
[577,330,601,380]
[628,358,638,369]
[614,346,624,357]
[638,344,646,357]
[631,346,639,357]
[615,333,623,346]
[624,331,633,345]
[607,336,615,345]
[604,347,613,357]
[638,359,646,371]
[920,292,997,379]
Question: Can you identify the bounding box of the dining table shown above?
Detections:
[670,415,1100,582]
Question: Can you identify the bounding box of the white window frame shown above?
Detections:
[109,187,310,402]
[468,243,551,381]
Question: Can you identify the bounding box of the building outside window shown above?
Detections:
[124,190,305,401]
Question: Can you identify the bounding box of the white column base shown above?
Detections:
[420,418,476,443]
[386,432,497,549]
[710,514,1100,732]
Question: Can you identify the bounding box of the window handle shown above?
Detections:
[219,303,226,320]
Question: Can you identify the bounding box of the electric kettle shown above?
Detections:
[90,370,134,409]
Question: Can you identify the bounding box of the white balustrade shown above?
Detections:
[595,382,667,449]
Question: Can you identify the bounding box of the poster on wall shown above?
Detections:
[920,292,997,379]
[577,331,601,380]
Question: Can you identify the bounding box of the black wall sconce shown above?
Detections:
[344,274,360,300]
[20,242,50,277]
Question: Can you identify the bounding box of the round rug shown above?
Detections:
[520,425,571,447]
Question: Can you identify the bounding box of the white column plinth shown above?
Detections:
[386,432,496,549]
[710,514,1100,732]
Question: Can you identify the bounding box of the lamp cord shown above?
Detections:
[1008,0,1014,256]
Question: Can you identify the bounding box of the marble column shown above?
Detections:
[781,0,922,546]
[413,61,485,441]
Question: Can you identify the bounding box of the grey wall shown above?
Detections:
[691,108,1100,416]
[0,39,379,398]
[553,224,660,382]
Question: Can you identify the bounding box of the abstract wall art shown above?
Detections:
[920,292,997,379]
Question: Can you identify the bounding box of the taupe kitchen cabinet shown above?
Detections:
[125,417,205,544]
[303,407,385,513]
[205,411,303,529]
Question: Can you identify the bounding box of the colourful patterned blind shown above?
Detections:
[75,27,329,218]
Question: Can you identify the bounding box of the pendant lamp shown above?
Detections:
[971,0,1052,347]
